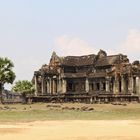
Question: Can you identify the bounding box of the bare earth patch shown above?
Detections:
[0,120,140,140]
[0,128,25,134]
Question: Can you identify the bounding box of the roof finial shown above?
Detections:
[97,49,107,58]
[52,51,57,56]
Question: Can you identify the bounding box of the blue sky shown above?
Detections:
[0,0,140,88]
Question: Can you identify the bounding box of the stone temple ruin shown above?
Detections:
[32,50,140,103]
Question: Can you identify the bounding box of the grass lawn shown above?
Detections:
[0,103,140,122]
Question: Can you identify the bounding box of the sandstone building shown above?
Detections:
[32,50,140,102]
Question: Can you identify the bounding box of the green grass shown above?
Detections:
[0,103,140,122]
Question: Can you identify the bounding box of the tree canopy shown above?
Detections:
[12,80,35,94]
[0,57,16,103]
[0,57,16,85]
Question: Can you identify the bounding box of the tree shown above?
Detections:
[12,80,35,103]
[12,80,35,94]
[0,57,16,103]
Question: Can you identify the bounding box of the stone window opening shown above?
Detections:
[96,83,100,91]
[103,82,106,90]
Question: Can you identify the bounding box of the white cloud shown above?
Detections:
[121,29,140,52]
[116,29,140,62]
[54,36,97,56]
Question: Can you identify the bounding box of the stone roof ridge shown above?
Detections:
[64,53,96,58]
[107,54,124,57]
[60,53,97,66]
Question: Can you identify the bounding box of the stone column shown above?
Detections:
[62,79,67,93]
[136,77,139,94]
[41,76,45,95]
[85,78,89,92]
[128,76,133,94]
[138,77,140,95]
[106,80,110,92]
[47,80,50,94]
[113,76,119,94]
[34,75,38,96]
[121,75,125,94]
[57,79,59,94]
[130,76,134,94]
[52,79,54,94]
[52,79,57,94]
[113,80,116,94]
[90,97,93,104]
[116,81,119,93]
[133,77,136,94]
[49,78,52,94]
[57,78,61,94]
[100,82,103,91]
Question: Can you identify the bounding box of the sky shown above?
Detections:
[0,0,140,89]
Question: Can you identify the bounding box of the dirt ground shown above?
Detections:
[0,120,140,140]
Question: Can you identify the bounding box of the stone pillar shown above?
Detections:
[113,76,119,94]
[47,80,50,94]
[62,79,67,93]
[49,78,52,94]
[57,78,61,94]
[52,79,57,94]
[138,77,140,95]
[133,77,136,94]
[90,97,93,104]
[136,77,139,94]
[100,82,103,91]
[116,81,119,93]
[113,80,116,94]
[121,75,125,94]
[34,75,38,96]
[41,76,45,95]
[52,79,55,94]
[85,78,89,92]
[106,80,110,92]
[128,76,133,94]
[131,77,134,93]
